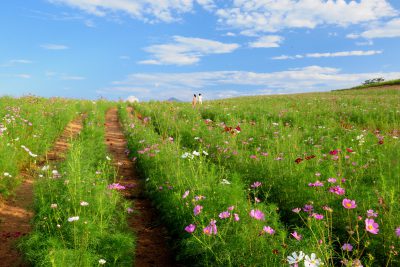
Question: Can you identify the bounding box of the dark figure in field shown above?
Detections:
[192,94,197,108]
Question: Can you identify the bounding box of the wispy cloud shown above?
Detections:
[272,50,383,60]
[40,43,69,50]
[347,18,400,39]
[109,66,400,100]
[215,0,397,35]
[139,36,239,65]
[1,59,33,67]
[61,75,85,80]
[249,35,284,48]
[47,0,213,23]
[15,74,31,79]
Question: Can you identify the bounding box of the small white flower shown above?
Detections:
[287,251,305,265]
[221,179,231,185]
[194,137,200,140]
[57,224,61,228]
[80,201,89,206]
[106,156,111,161]
[42,165,50,171]
[202,151,208,156]
[68,216,79,222]
[192,151,200,156]
[50,203,58,209]
[304,253,322,267]
[99,259,106,264]
[29,151,37,157]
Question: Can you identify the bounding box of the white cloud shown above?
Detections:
[47,0,211,23]
[215,0,397,35]
[119,55,130,60]
[109,66,400,100]
[40,43,69,50]
[249,35,284,48]
[15,74,31,79]
[273,50,382,60]
[348,18,400,39]
[61,75,85,80]
[1,59,33,67]
[139,36,239,65]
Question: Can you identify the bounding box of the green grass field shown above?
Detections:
[1,85,399,266]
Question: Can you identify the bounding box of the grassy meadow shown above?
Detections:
[0,86,399,266]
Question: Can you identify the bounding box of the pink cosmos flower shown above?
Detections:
[329,186,345,195]
[327,178,337,183]
[182,190,190,199]
[218,211,230,219]
[342,199,357,209]
[291,231,302,241]
[234,213,240,221]
[329,150,338,155]
[365,218,379,234]
[292,208,301,213]
[367,209,378,218]
[322,205,333,212]
[250,155,257,159]
[249,209,265,220]
[251,181,262,188]
[342,243,353,251]
[107,183,126,190]
[193,205,203,216]
[227,206,235,211]
[309,181,324,187]
[185,224,196,233]
[312,213,324,220]
[303,204,313,213]
[395,227,400,237]
[203,220,217,235]
[127,207,134,213]
[263,226,275,235]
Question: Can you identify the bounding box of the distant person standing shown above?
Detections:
[192,94,197,108]
[198,93,203,105]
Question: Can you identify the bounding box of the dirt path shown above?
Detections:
[0,115,84,267]
[105,108,176,267]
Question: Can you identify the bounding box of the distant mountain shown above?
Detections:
[167,97,183,102]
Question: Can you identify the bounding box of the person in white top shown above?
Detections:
[198,93,203,105]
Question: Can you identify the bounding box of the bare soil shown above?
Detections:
[104,107,176,267]
[0,115,84,267]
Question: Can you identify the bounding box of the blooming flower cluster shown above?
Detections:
[287,251,322,267]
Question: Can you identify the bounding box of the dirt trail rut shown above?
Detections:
[105,107,176,267]
[0,115,84,267]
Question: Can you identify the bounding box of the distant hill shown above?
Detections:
[167,97,183,102]
[334,79,400,91]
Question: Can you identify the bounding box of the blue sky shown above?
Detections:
[1,0,400,101]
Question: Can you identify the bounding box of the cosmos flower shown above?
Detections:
[342,243,353,251]
[219,211,231,219]
[367,209,378,218]
[193,205,203,216]
[365,218,379,234]
[263,226,275,235]
[234,213,240,221]
[287,251,305,265]
[251,181,262,188]
[329,186,345,195]
[304,253,322,267]
[68,216,79,222]
[249,209,265,220]
[182,190,190,199]
[99,259,106,265]
[80,201,89,206]
[185,224,196,233]
[342,199,357,209]
[291,231,302,241]
[395,227,400,237]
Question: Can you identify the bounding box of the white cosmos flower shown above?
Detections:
[99,259,106,264]
[221,179,231,185]
[67,216,79,222]
[192,151,200,156]
[287,251,305,265]
[80,201,89,206]
[106,156,111,161]
[202,151,208,156]
[304,253,322,267]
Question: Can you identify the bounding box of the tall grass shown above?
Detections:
[20,103,135,266]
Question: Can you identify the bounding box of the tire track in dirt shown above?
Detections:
[105,107,176,267]
[0,114,85,267]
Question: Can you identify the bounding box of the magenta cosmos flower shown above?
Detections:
[342,243,353,251]
[185,224,196,233]
[249,209,265,220]
[234,213,240,221]
[329,186,345,195]
[365,218,379,234]
[203,219,217,235]
[263,226,275,235]
[251,181,262,188]
[182,190,190,199]
[342,199,357,209]
[107,183,126,190]
[396,227,400,237]
[367,209,378,218]
[218,211,230,219]
[291,231,302,241]
[193,205,203,216]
